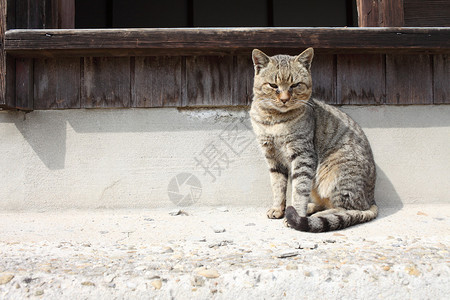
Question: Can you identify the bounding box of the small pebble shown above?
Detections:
[104,274,115,283]
[192,237,207,242]
[212,226,226,233]
[298,242,317,249]
[0,274,15,285]
[127,282,137,289]
[278,251,300,258]
[169,210,188,216]
[191,275,205,287]
[286,263,298,270]
[23,277,33,284]
[135,266,147,272]
[216,207,229,212]
[162,247,174,254]
[406,266,421,277]
[197,269,220,279]
[333,233,346,237]
[151,279,162,290]
[209,240,233,248]
[35,290,44,296]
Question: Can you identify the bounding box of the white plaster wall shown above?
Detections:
[0,106,449,210]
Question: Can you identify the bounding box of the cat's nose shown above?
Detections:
[279,91,291,104]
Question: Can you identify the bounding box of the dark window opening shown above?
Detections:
[75,0,357,29]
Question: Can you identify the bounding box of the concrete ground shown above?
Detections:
[0,204,449,299]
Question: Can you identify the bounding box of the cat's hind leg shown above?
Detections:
[308,187,333,215]
[307,203,322,216]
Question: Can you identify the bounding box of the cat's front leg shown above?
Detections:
[266,162,288,218]
[290,150,317,217]
[260,138,288,219]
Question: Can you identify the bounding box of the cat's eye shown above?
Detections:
[290,82,302,89]
[268,83,278,89]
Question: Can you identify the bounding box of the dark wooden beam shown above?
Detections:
[0,0,6,107]
[4,27,450,57]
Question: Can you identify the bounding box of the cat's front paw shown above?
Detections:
[267,207,285,219]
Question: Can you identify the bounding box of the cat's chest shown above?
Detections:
[251,118,292,137]
[255,125,294,162]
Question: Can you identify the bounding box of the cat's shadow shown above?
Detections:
[374,164,404,219]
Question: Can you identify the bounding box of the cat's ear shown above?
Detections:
[295,47,314,70]
[252,49,270,75]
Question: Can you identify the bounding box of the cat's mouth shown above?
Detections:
[276,103,292,112]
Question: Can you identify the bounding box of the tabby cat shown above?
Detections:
[250,48,378,232]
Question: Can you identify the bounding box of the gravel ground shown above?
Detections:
[0,205,449,299]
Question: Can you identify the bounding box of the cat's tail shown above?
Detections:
[285,205,378,233]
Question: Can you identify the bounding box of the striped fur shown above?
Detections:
[250,48,378,232]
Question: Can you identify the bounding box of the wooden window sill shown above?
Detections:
[4,27,450,57]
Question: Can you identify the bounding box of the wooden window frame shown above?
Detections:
[4,27,450,58]
[1,0,450,110]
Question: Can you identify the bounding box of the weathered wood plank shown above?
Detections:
[404,0,450,27]
[234,55,253,106]
[311,54,336,104]
[6,0,15,29]
[82,57,130,108]
[380,0,404,26]
[28,0,43,28]
[13,0,59,29]
[132,56,182,107]
[15,0,29,28]
[433,54,450,104]
[58,0,75,29]
[34,58,80,109]
[44,0,59,29]
[15,58,33,110]
[386,55,433,104]
[357,0,404,27]
[337,54,385,105]
[185,56,233,106]
[356,0,380,26]
[5,28,450,57]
